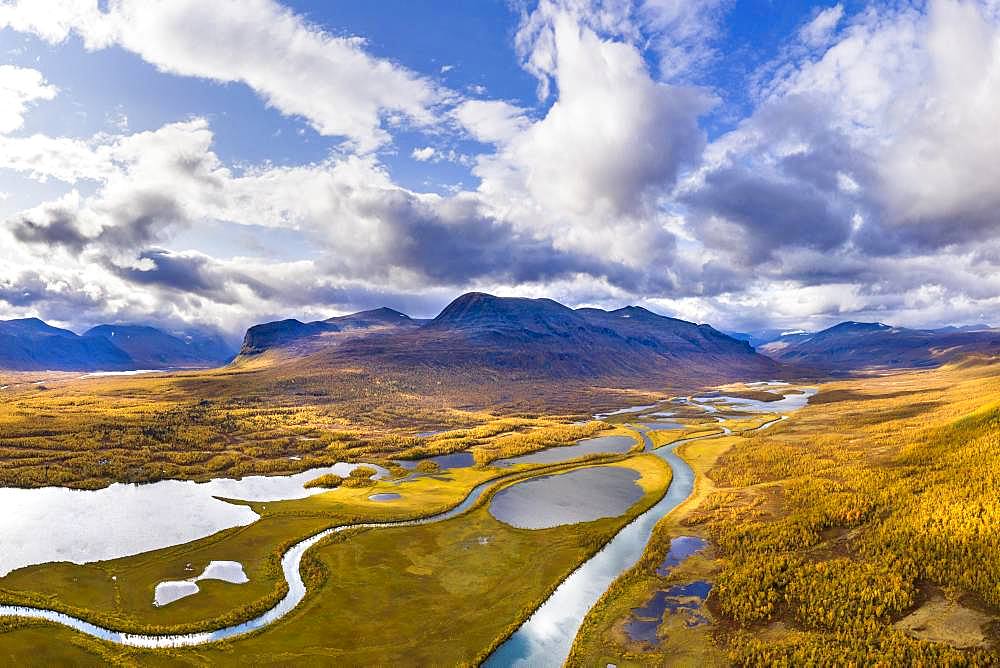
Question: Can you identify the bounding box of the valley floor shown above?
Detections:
[570,359,1000,665]
[2,359,999,665]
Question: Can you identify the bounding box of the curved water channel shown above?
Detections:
[0,388,810,658]
[0,467,531,647]
[484,416,790,666]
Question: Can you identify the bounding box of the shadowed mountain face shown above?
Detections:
[760,321,1000,371]
[239,308,421,355]
[240,293,781,383]
[0,319,235,372]
[83,325,234,369]
[0,319,134,371]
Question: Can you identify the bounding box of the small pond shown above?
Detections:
[593,404,657,420]
[396,451,475,470]
[154,560,249,607]
[488,467,643,529]
[368,493,402,502]
[656,536,707,577]
[693,388,817,413]
[639,421,685,431]
[624,581,712,646]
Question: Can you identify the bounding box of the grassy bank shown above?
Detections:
[0,454,671,665]
[574,363,1000,664]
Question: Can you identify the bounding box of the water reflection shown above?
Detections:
[484,441,696,667]
[395,451,474,470]
[0,463,388,576]
[495,435,636,467]
[368,493,402,502]
[489,467,643,529]
[656,536,707,577]
[693,387,817,413]
[624,581,712,646]
[639,422,685,431]
[154,561,249,607]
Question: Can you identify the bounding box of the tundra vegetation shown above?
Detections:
[3,359,1000,665]
[570,359,1000,666]
[0,454,671,665]
[0,364,620,490]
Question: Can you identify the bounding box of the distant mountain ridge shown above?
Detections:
[0,319,235,372]
[240,307,422,355]
[239,292,781,383]
[84,325,234,370]
[760,320,1000,370]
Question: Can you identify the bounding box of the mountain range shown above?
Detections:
[759,321,1000,370]
[239,292,781,383]
[5,294,998,377]
[0,319,235,372]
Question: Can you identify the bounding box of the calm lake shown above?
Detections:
[489,467,643,529]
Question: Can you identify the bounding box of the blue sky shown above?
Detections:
[1,0,999,337]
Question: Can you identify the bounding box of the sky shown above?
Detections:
[2,0,1000,339]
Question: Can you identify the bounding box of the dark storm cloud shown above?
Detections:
[683,164,854,265]
[681,88,1000,283]
[10,190,186,254]
[0,271,108,323]
[854,205,1000,258]
[0,272,57,307]
[112,249,272,305]
[96,192,186,250]
[343,190,665,292]
[11,206,89,251]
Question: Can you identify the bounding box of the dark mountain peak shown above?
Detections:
[609,305,659,320]
[241,307,419,357]
[85,323,162,337]
[83,323,234,368]
[364,306,410,320]
[327,307,412,327]
[10,317,48,327]
[762,317,1000,371]
[0,318,133,371]
[241,319,335,355]
[232,291,781,382]
[431,292,575,330]
[1,317,75,337]
[825,321,892,333]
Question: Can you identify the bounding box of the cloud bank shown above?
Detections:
[2,0,1000,336]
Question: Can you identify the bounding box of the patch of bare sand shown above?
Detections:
[895,596,993,649]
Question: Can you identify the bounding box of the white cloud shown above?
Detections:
[877,0,1000,230]
[3,117,629,330]
[473,8,713,271]
[749,0,1000,242]
[638,0,730,81]
[0,134,116,182]
[0,0,440,150]
[6,0,1000,334]
[0,65,58,134]
[411,146,436,161]
[799,4,845,48]
[453,100,529,144]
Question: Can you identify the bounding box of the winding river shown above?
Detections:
[0,470,526,647]
[0,388,812,660]
[484,427,713,666]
